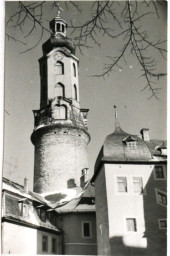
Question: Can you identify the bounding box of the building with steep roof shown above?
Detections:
[92,108,167,256]
[2,11,97,255]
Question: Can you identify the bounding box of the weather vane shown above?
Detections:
[56,2,64,17]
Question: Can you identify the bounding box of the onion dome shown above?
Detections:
[42,11,76,55]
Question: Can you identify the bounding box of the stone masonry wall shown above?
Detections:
[33,125,89,193]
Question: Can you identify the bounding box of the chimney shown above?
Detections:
[140,128,150,142]
[24,178,28,193]
[80,168,89,188]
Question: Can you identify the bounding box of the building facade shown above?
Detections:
[92,113,167,256]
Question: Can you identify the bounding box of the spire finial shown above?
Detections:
[114,105,120,129]
[56,2,64,17]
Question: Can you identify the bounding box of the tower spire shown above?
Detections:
[114,105,120,129]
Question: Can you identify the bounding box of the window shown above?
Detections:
[155,189,167,207]
[55,61,64,75]
[73,84,77,100]
[73,63,76,77]
[157,192,167,206]
[117,177,127,193]
[52,238,57,253]
[57,23,60,31]
[40,209,46,222]
[42,236,48,252]
[158,219,167,229]
[18,201,29,217]
[154,166,165,179]
[82,221,92,238]
[53,105,67,120]
[127,141,137,149]
[55,83,64,97]
[62,24,65,32]
[133,177,143,194]
[126,218,137,232]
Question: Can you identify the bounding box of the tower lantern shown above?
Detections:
[50,13,67,37]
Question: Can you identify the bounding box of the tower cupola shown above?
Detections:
[50,10,67,37]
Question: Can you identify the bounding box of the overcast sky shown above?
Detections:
[3,1,167,190]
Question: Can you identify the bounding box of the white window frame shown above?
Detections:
[158,219,167,230]
[124,216,138,234]
[155,188,167,207]
[126,141,137,149]
[153,166,166,180]
[116,176,128,194]
[82,221,92,238]
[131,176,146,195]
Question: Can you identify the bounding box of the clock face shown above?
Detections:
[54,52,64,61]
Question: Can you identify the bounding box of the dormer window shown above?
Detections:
[123,135,138,149]
[127,141,137,149]
[18,199,29,217]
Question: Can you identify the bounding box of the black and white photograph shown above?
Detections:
[1,0,167,255]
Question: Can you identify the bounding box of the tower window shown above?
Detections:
[55,83,65,97]
[73,63,76,77]
[57,23,60,31]
[74,84,78,100]
[82,221,92,238]
[62,24,65,32]
[53,105,67,120]
[126,218,137,232]
[55,61,64,75]
[117,177,127,193]
[133,177,143,194]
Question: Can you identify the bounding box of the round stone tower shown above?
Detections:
[31,12,90,193]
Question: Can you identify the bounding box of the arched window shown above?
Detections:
[53,105,67,120]
[62,24,65,33]
[57,23,60,31]
[74,84,78,100]
[73,63,76,77]
[55,61,64,75]
[55,83,65,97]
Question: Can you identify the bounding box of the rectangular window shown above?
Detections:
[133,177,143,194]
[42,236,48,252]
[157,192,167,206]
[126,218,137,232]
[155,166,164,179]
[117,177,127,192]
[52,238,57,253]
[82,222,92,238]
[158,219,167,229]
